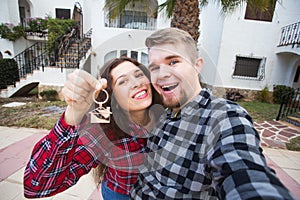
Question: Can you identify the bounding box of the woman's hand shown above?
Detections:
[62,69,107,125]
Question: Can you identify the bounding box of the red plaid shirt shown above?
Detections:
[24,113,148,198]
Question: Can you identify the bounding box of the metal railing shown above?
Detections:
[276,87,300,120]
[104,14,157,30]
[10,28,92,87]
[14,42,49,79]
[55,28,92,69]
[278,21,300,48]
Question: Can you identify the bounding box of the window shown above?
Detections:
[56,8,71,19]
[131,51,138,61]
[141,52,148,66]
[294,66,300,83]
[120,50,128,57]
[104,51,117,63]
[244,0,276,22]
[232,56,266,80]
[121,11,147,28]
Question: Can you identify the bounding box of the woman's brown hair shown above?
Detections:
[93,57,160,184]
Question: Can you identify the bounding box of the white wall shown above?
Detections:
[89,0,170,76]
[29,0,83,18]
[200,0,300,91]
[199,2,225,86]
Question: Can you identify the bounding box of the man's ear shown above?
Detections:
[195,57,204,74]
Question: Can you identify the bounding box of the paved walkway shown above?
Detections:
[0,120,300,200]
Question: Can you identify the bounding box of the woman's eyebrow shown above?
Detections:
[115,69,141,82]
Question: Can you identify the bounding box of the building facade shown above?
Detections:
[0,0,299,99]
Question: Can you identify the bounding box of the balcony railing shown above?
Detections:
[278,22,300,48]
[105,16,156,30]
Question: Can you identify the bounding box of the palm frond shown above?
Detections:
[104,0,158,19]
[158,0,176,19]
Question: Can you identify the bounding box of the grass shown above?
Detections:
[237,101,280,122]
[0,97,67,130]
[0,97,299,151]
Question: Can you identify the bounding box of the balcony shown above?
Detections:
[277,21,300,55]
[104,10,156,30]
[278,22,300,48]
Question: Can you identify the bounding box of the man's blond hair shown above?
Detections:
[145,28,198,64]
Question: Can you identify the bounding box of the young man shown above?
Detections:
[130,28,295,199]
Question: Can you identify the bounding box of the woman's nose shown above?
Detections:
[130,78,142,89]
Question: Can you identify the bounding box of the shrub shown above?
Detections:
[0,59,19,89]
[47,18,76,51]
[40,89,58,101]
[0,23,26,41]
[257,86,270,103]
[286,136,300,151]
[26,17,48,32]
[273,85,294,104]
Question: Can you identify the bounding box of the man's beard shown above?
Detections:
[160,91,188,110]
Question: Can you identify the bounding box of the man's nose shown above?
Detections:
[157,64,171,78]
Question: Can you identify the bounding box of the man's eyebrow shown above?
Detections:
[148,55,181,68]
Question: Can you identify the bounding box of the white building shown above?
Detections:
[0,0,299,99]
[199,0,300,98]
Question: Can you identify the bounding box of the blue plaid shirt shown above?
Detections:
[131,89,295,199]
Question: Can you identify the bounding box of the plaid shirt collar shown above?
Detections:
[166,88,211,120]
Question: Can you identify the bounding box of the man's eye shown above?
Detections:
[149,65,159,72]
[169,60,179,66]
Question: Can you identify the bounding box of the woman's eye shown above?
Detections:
[118,79,127,85]
[136,72,144,78]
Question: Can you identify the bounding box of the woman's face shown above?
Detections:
[111,61,152,112]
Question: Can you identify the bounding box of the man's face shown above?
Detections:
[148,43,203,110]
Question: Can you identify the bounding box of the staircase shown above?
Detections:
[0,28,92,98]
[276,87,300,127]
[56,35,92,68]
[286,113,300,127]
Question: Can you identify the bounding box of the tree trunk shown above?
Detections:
[171,0,200,42]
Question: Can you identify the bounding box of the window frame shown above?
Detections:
[232,55,266,81]
[55,8,71,19]
[244,0,276,22]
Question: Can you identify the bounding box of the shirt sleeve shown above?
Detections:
[209,107,296,200]
[23,112,99,198]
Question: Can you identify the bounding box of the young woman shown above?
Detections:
[23,57,161,200]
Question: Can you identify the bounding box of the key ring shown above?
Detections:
[92,89,109,105]
[90,89,112,124]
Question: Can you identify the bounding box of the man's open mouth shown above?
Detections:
[161,83,178,91]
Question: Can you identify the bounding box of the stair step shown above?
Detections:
[55,62,78,68]
[286,116,300,127]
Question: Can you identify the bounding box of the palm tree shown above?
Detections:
[104,0,276,42]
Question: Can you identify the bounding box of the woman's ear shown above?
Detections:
[195,57,204,74]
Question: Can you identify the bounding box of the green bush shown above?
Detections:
[0,17,75,45]
[286,136,300,151]
[26,17,48,32]
[0,59,19,89]
[273,85,294,104]
[0,23,26,41]
[40,89,58,101]
[257,86,270,103]
[47,18,76,51]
